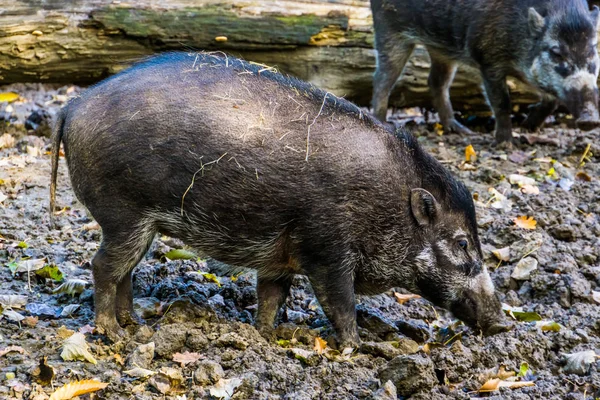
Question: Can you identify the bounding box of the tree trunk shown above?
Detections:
[0,0,598,110]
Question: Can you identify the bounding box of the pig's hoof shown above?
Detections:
[98,325,127,343]
[446,120,475,136]
[576,118,600,131]
[483,322,514,336]
[117,310,145,326]
[257,326,277,342]
[492,139,515,150]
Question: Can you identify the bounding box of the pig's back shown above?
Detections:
[62,53,403,229]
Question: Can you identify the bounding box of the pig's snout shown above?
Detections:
[451,289,512,336]
[563,74,600,130]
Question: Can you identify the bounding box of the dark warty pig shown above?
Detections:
[371,0,600,145]
[50,52,510,347]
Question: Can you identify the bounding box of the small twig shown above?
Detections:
[306,93,329,161]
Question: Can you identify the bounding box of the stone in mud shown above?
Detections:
[151,324,187,358]
[126,342,155,369]
[550,224,577,242]
[360,339,419,360]
[378,354,437,397]
[356,304,398,337]
[133,297,162,319]
[194,360,224,386]
[395,319,432,343]
[186,328,209,351]
[216,332,249,350]
[372,380,397,400]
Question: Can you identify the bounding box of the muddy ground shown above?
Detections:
[0,83,599,400]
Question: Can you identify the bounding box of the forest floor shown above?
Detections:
[0,84,599,400]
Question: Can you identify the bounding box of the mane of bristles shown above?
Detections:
[121,51,381,129]
[395,130,476,217]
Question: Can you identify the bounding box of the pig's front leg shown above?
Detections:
[522,96,558,131]
[481,70,514,145]
[256,274,292,340]
[308,270,360,349]
[116,270,145,326]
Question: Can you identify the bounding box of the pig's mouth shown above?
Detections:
[449,291,513,336]
[563,87,600,130]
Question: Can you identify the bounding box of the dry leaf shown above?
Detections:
[172,351,203,366]
[0,345,25,357]
[561,350,598,375]
[492,247,510,262]
[434,122,444,136]
[2,309,25,322]
[124,367,156,379]
[209,378,243,400]
[49,379,108,400]
[53,279,88,296]
[0,92,19,103]
[10,258,46,274]
[576,171,591,182]
[520,184,540,195]
[394,292,421,304]
[0,294,28,309]
[465,145,477,162]
[215,36,228,42]
[22,316,38,327]
[0,133,15,149]
[60,332,97,364]
[57,325,75,339]
[82,221,100,231]
[592,291,600,304]
[314,337,327,355]
[78,325,95,335]
[513,216,537,230]
[479,378,535,392]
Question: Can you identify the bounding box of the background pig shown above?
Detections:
[371,0,600,144]
[50,52,509,346]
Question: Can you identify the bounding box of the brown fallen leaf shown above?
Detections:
[479,378,534,392]
[0,345,25,357]
[576,171,591,182]
[394,292,421,305]
[57,325,75,339]
[22,316,38,327]
[49,379,108,400]
[172,351,203,366]
[314,337,327,355]
[513,216,537,230]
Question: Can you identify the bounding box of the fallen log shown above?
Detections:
[0,0,598,111]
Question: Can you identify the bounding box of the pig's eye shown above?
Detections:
[550,47,563,60]
[457,239,469,250]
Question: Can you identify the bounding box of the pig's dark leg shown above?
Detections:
[256,274,292,339]
[115,270,144,326]
[428,54,474,135]
[481,70,514,145]
[522,96,558,131]
[92,224,155,342]
[372,43,415,121]
[308,271,359,348]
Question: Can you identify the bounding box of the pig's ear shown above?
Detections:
[528,8,545,36]
[591,6,600,29]
[410,188,439,226]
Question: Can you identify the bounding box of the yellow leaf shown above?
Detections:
[465,145,477,162]
[513,216,537,230]
[394,292,421,305]
[49,379,108,400]
[215,36,228,42]
[199,272,221,287]
[0,92,19,103]
[434,123,444,136]
[314,337,327,354]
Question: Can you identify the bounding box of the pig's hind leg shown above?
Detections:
[256,274,293,340]
[372,42,415,121]
[428,52,474,136]
[92,218,156,342]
